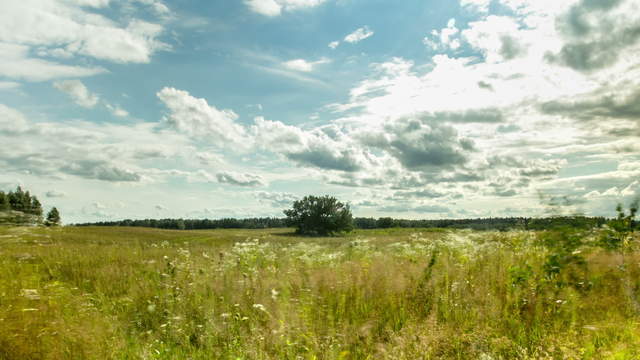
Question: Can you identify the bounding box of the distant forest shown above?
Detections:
[77,215,612,231]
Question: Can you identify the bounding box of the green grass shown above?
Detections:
[1,225,639,359]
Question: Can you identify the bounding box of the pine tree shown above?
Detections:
[31,198,43,217]
[45,207,61,226]
[0,192,9,211]
[22,191,32,213]
[8,186,23,210]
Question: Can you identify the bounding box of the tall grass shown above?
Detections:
[0,226,639,359]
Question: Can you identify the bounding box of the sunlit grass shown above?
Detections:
[0,225,639,359]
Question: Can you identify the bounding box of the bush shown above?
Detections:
[283,195,353,236]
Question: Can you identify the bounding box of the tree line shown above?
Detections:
[77,217,288,230]
[353,215,610,231]
[76,215,612,231]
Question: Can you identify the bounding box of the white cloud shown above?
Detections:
[0,0,169,76]
[328,41,340,49]
[424,18,461,51]
[245,0,282,16]
[344,26,374,43]
[157,87,247,147]
[460,0,492,13]
[282,58,330,72]
[53,79,99,108]
[0,104,30,133]
[105,104,129,117]
[0,81,20,90]
[462,15,526,62]
[244,0,327,16]
[0,43,105,81]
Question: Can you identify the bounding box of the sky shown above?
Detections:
[1,0,639,223]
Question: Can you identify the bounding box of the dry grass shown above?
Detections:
[0,226,639,359]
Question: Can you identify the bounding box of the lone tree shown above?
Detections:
[284,195,353,236]
[45,207,61,226]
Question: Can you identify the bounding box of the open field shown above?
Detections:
[1,226,640,359]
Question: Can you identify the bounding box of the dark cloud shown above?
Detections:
[392,188,446,199]
[132,148,169,160]
[380,204,449,214]
[540,89,640,122]
[478,81,494,91]
[61,160,141,182]
[216,171,264,187]
[379,119,474,170]
[286,145,363,172]
[499,35,525,60]
[548,0,640,72]
[420,108,504,124]
[45,190,66,198]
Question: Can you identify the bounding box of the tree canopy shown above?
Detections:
[283,195,354,236]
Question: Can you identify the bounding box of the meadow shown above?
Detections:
[1,225,639,359]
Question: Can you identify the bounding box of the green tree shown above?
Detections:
[0,192,9,211]
[284,195,353,236]
[45,207,61,226]
[8,186,24,211]
[30,198,43,217]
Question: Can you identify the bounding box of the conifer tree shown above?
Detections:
[0,192,8,211]
[31,198,43,217]
[45,207,61,226]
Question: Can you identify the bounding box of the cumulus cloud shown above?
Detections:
[547,0,640,72]
[60,160,141,182]
[252,117,370,172]
[328,41,340,49]
[157,87,247,147]
[344,26,374,43]
[424,18,461,51]
[360,119,474,171]
[216,171,265,187]
[53,80,99,108]
[245,0,327,16]
[0,1,169,65]
[462,15,526,62]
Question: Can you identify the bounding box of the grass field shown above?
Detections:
[1,225,639,359]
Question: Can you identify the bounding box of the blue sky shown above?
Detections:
[1,0,639,223]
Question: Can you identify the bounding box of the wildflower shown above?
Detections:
[271,288,279,300]
[253,303,267,312]
[20,289,40,300]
